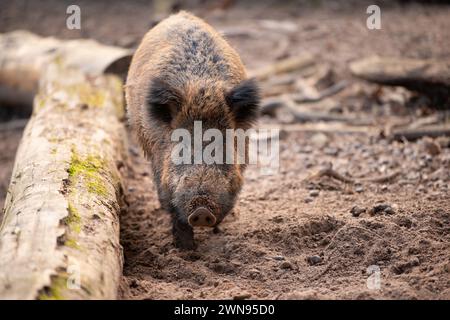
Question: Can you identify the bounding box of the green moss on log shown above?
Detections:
[109,76,125,119]
[38,275,67,300]
[66,83,106,108]
[34,95,47,113]
[63,203,81,234]
[64,238,80,250]
[68,150,108,197]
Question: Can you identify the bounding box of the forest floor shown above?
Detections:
[1,0,449,299]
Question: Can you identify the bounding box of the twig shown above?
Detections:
[258,122,374,135]
[290,109,359,124]
[248,54,315,81]
[258,20,298,33]
[262,85,296,97]
[261,91,370,125]
[390,124,450,141]
[273,36,291,60]
[364,171,401,183]
[291,80,348,103]
[310,162,354,183]
[219,27,258,38]
[260,96,358,123]
[407,113,446,129]
[285,99,370,125]
[306,64,333,87]
[307,162,401,184]
[265,74,297,87]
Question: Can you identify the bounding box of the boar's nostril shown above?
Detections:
[188,207,216,227]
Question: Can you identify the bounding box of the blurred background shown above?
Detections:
[1,0,449,299]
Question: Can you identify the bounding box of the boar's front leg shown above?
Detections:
[172,216,195,250]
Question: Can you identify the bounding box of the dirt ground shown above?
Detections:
[1,0,449,299]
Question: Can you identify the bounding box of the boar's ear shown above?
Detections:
[226,79,260,127]
[147,78,181,124]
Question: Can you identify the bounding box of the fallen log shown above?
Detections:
[0,64,127,299]
[0,30,133,113]
[349,56,450,106]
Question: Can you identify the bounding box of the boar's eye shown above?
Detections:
[226,78,260,127]
[147,79,181,124]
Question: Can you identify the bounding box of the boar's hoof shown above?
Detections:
[173,219,196,250]
[188,207,217,227]
[174,237,196,250]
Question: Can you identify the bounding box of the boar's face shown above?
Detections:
[147,78,259,227]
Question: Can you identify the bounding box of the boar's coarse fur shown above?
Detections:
[126,11,259,249]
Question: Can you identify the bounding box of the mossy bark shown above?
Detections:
[0,64,127,299]
[0,30,132,111]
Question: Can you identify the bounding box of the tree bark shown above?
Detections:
[0,30,133,112]
[0,63,127,299]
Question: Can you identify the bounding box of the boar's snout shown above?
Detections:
[188,207,217,227]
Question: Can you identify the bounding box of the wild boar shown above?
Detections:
[125,11,259,249]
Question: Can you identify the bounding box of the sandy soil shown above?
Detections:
[119,126,450,300]
[1,0,449,299]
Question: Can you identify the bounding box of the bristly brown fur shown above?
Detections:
[125,11,259,249]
